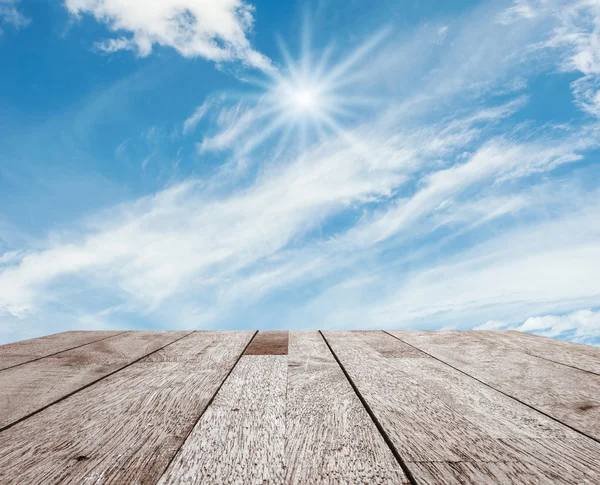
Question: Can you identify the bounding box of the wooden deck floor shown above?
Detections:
[0,330,598,484]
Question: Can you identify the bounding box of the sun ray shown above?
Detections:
[300,10,312,78]
[227,20,383,160]
[238,111,294,156]
[271,121,296,160]
[242,75,278,91]
[314,111,374,161]
[276,35,301,82]
[321,28,390,86]
[313,44,335,80]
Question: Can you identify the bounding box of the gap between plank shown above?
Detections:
[382,330,600,446]
[521,352,600,378]
[478,331,600,377]
[0,331,196,434]
[154,330,259,485]
[319,331,419,485]
[507,331,600,376]
[0,331,130,373]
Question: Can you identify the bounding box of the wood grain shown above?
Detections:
[0,331,123,371]
[0,331,190,430]
[158,354,288,485]
[160,331,409,485]
[391,330,600,441]
[2,329,599,485]
[323,331,600,485]
[497,330,600,375]
[285,331,409,484]
[0,331,254,485]
[142,330,250,363]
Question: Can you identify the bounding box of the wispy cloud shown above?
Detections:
[183,97,218,135]
[326,191,600,330]
[0,0,30,32]
[64,0,273,70]
[503,0,600,116]
[94,36,136,54]
[498,0,539,25]
[197,100,273,155]
[2,0,600,344]
[1,100,597,338]
[435,25,449,44]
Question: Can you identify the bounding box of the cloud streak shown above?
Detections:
[504,0,600,116]
[183,97,218,135]
[0,0,30,32]
[64,0,272,70]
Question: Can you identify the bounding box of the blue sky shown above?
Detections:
[1,0,600,345]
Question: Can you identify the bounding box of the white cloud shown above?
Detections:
[0,0,30,32]
[478,309,600,345]
[183,96,218,135]
[2,98,597,339]
[0,96,530,324]
[476,320,510,330]
[572,76,600,117]
[436,25,449,43]
[502,0,600,116]
[95,36,136,54]
[3,0,600,345]
[498,0,539,25]
[343,123,589,247]
[299,191,600,334]
[64,0,272,70]
[197,100,275,155]
[519,309,600,344]
[547,0,600,116]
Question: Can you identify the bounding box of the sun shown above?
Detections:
[240,26,388,153]
[276,80,322,116]
[293,88,317,111]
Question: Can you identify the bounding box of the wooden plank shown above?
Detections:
[493,330,600,375]
[322,331,600,485]
[159,331,410,484]
[391,330,600,441]
[158,354,288,484]
[142,330,249,363]
[0,331,190,430]
[0,331,254,485]
[409,460,562,485]
[244,330,289,355]
[284,331,409,484]
[0,331,124,371]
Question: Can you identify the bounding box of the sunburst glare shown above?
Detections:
[240,24,389,154]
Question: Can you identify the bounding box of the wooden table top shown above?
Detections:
[0,330,598,484]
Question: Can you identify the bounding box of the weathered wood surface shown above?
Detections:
[499,330,600,375]
[390,330,600,441]
[159,331,409,484]
[1,329,599,485]
[159,354,288,484]
[142,330,251,363]
[0,331,253,485]
[322,331,600,485]
[0,331,190,430]
[0,330,123,371]
[284,331,409,484]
